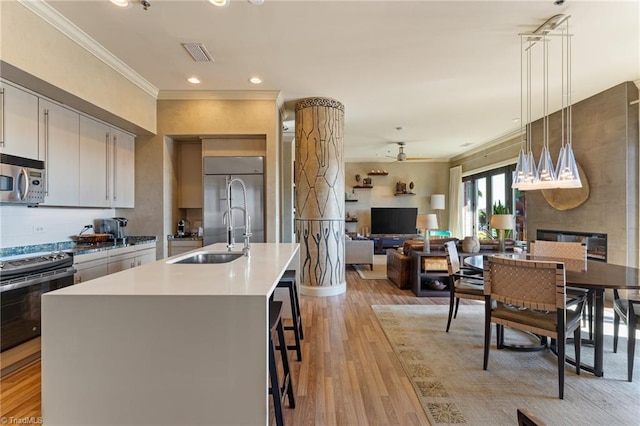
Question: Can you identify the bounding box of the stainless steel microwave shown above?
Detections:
[0,154,45,205]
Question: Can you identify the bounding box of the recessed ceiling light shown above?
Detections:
[512,118,521,123]
[249,76,262,84]
[187,77,201,84]
[248,0,265,4]
[110,0,129,7]
[209,0,229,7]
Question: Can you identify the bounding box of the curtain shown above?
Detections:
[449,166,463,238]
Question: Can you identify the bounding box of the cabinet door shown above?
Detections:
[135,248,156,266]
[111,127,135,208]
[79,116,110,207]
[179,142,202,208]
[0,81,39,159]
[74,263,108,284]
[39,99,80,206]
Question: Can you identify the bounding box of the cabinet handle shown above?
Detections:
[0,87,5,148]
[44,109,49,195]
[105,131,110,200]
[113,134,117,201]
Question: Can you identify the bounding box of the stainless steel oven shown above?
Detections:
[0,252,75,352]
[0,154,46,205]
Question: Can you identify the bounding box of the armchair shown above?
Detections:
[345,239,374,270]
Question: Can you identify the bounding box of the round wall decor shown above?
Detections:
[541,163,589,211]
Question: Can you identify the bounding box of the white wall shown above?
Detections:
[0,206,115,248]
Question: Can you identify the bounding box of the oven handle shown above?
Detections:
[0,267,76,293]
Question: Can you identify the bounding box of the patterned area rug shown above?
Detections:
[373,304,640,425]
[354,254,387,279]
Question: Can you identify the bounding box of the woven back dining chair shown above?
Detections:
[444,241,484,332]
[483,256,586,399]
[530,240,593,339]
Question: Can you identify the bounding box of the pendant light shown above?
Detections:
[511,14,582,191]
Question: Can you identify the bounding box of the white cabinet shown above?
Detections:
[111,127,135,208]
[79,116,135,208]
[134,243,157,266]
[79,115,110,207]
[39,99,80,206]
[73,251,109,284]
[0,81,39,159]
[107,246,137,274]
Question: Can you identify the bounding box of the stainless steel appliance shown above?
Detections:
[0,154,45,205]
[96,217,128,240]
[177,219,187,237]
[204,156,264,246]
[0,251,75,351]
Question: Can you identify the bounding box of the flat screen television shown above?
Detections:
[370,207,418,235]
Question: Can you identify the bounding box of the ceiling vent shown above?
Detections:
[182,43,214,62]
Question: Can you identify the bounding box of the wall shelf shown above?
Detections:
[353,185,373,189]
[345,218,358,223]
[394,192,415,196]
[367,172,388,176]
[345,199,359,202]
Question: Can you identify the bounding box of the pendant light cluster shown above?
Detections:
[512,14,582,191]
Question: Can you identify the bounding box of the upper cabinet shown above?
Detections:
[0,81,39,159]
[179,142,203,208]
[79,116,135,208]
[79,115,110,207]
[111,127,135,208]
[39,99,80,206]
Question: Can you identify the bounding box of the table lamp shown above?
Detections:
[416,213,438,253]
[490,214,513,252]
[431,194,445,225]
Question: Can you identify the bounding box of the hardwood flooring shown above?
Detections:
[0,267,452,425]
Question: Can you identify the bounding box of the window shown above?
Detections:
[462,165,526,241]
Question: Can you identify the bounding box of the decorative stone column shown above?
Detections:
[294,98,346,296]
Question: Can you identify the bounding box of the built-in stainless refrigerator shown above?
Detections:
[203,156,265,246]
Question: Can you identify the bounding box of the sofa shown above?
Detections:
[345,238,374,270]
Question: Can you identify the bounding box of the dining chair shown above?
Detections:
[529,240,593,338]
[612,289,639,382]
[483,256,586,399]
[444,241,484,332]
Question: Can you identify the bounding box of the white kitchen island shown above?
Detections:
[42,243,300,426]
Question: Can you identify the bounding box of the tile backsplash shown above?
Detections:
[0,205,116,248]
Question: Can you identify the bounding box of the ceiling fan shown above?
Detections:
[386,142,431,162]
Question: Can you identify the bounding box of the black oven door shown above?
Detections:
[1,270,74,352]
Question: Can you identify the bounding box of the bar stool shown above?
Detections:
[269,301,296,426]
[276,270,303,361]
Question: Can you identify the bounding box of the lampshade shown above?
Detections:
[431,194,445,210]
[416,213,438,230]
[489,214,513,230]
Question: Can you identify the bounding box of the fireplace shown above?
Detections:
[536,229,607,262]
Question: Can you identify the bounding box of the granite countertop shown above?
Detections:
[64,236,158,256]
[167,234,203,241]
[47,243,300,296]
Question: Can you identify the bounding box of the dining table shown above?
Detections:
[464,254,640,377]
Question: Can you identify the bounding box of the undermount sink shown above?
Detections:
[171,252,243,264]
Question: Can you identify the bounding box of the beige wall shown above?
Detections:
[127,99,281,257]
[345,161,450,235]
[0,1,156,135]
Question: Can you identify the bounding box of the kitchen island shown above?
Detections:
[41,243,300,426]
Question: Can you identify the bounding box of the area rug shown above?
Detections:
[372,304,639,425]
[354,254,387,279]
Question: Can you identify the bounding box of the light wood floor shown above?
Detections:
[1,268,452,425]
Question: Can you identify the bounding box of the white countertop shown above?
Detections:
[47,243,299,297]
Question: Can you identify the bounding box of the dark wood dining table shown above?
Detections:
[464,254,640,377]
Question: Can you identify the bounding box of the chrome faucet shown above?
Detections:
[223,177,252,256]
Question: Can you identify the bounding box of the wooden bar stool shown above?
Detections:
[276,270,303,361]
[269,301,296,426]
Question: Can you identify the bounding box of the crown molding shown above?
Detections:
[157,90,281,101]
[19,0,159,99]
